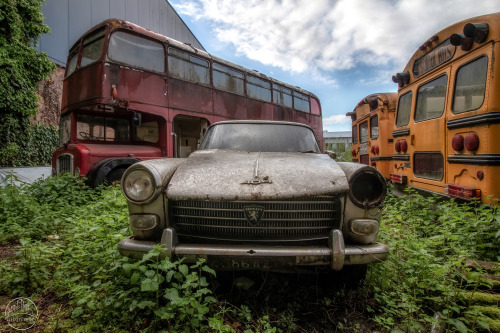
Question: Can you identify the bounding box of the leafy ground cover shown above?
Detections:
[0,175,498,332]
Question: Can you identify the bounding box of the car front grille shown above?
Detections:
[170,195,341,242]
[56,154,73,175]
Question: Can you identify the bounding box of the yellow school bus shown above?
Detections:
[348,93,397,179]
[390,13,500,204]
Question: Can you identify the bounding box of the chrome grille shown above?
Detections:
[170,196,341,242]
[56,154,73,174]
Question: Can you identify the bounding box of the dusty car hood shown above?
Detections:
[166,150,349,200]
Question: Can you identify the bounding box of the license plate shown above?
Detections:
[206,256,296,270]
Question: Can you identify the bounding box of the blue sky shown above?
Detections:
[169,0,500,132]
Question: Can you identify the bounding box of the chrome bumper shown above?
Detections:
[118,228,389,271]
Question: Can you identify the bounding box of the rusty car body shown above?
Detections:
[118,120,389,276]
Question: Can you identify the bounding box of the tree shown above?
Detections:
[0,0,56,166]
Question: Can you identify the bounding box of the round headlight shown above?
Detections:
[348,167,387,208]
[123,169,156,203]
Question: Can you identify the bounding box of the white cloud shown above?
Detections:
[323,114,351,125]
[173,0,500,80]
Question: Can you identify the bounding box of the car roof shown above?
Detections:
[210,120,314,129]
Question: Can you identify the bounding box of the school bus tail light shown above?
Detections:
[463,23,489,43]
[390,173,407,184]
[400,140,408,153]
[370,145,379,155]
[446,184,481,200]
[351,148,357,157]
[395,141,401,153]
[464,133,479,151]
[452,134,464,152]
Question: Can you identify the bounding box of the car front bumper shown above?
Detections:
[118,228,389,271]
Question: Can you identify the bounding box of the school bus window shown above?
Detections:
[134,121,159,143]
[108,32,165,72]
[168,47,209,84]
[452,56,488,114]
[414,152,444,181]
[396,91,412,127]
[66,48,79,77]
[81,29,105,68]
[360,120,369,143]
[273,84,293,108]
[415,74,447,122]
[352,124,358,144]
[246,75,271,102]
[293,91,310,113]
[213,63,244,95]
[370,115,379,139]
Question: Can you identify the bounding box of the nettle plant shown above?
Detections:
[368,187,499,332]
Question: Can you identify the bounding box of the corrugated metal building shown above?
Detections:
[38,0,204,66]
[34,0,204,127]
[323,131,352,152]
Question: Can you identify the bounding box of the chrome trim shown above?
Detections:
[330,229,345,270]
[118,227,389,268]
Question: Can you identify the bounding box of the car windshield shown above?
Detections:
[199,123,321,153]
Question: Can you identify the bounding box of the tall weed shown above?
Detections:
[368,188,499,332]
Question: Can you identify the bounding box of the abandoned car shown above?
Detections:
[118,120,389,275]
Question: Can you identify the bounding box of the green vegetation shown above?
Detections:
[0,0,57,166]
[0,176,498,332]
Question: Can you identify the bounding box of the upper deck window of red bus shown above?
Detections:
[360,120,369,143]
[352,124,358,144]
[66,48,79,77]
[168,47,209,84]
[370,115,379,139]
[81,28,105,68]
[415,74,447,122]
[395,91,412,127]
[273,84,293,108]
[247,75,271,102]
[213,63,244,95]
[310,97,321,115]
[452,56,488,114]
[108,31,165,73]
[293,91,310,113]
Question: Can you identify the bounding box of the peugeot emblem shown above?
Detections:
[243,206,265,226]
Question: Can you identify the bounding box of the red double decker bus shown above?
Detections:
[52,19,323,187]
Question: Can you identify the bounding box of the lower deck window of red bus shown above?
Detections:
[413,152,444,181]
